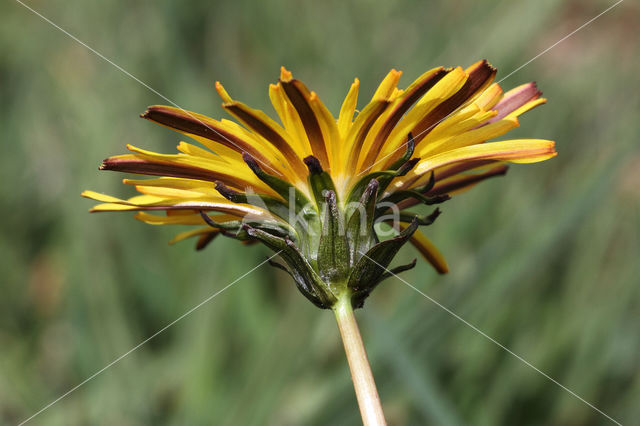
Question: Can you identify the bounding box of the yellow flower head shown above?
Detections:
[83,61,556,308]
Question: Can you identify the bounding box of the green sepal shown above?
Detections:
[347,218,419,307]
[399,208,441,226]
[387,133,416,171]
[267,259,325,308]
[243,153,313,214]
[346,158,419,204]
[199,211,294,239]
[244,225,337,308]
[346,171,395,204]
[377,258,417,282]
[375,158,420,194]
[317,190,350,284]
[415,171,436,193]
[351,258,417,308]
[345,179,378,266]
[304,155,338,209]
[214,181,295,222]
[379,189,450,207]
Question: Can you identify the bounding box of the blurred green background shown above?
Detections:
[1,0,638,424]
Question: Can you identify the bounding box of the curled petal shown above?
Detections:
[169,227,217,245]
[406,228,449,274]
[488,82,544,123]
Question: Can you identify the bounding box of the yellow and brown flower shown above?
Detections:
[83,61,555,308]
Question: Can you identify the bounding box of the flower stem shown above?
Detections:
[333,297,387,426]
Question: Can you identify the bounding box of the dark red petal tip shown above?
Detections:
[303,155,323,175]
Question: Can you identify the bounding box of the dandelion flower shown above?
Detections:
[83,61,555,425]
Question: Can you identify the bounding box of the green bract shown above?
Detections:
[203,136,446,309]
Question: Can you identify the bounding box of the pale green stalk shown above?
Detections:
[333,296,387,426]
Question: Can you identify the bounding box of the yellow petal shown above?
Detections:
[123,177,215,191]
[381,67,468,157]
[134,186,207,198]
[505,98,547,119]
[134,211,238,225]
[309,91,340,172]
[279,66,293,82]
[464,60,497,102]
[280,79,330,169]
[372,69,403,100]
[218,89,309,180]
[407,62,496,148]
[337,78,360,139]
[130,179,232,198]
[414,139,557,175]
[341,100,391,191]
[377,101,489,169]
[82,190,181,207]
[419,104,497,146]
[269,83,312,159]
[359,67,448,172]
[84,189,270,217]
[176,141,225,161]
[169,227,217,245]
[214,81,234,103]
[115,145,277,196]
[89,203,144,212]
[141,105,284,174]
[81,190,126,204]
[418,117,520,157]
[122,177,228,199]
[475,83,503,109]
[81,192,166,207]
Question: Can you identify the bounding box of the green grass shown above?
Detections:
[1,0,638,424]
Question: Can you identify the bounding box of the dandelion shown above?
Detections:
[83,61,555,425]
